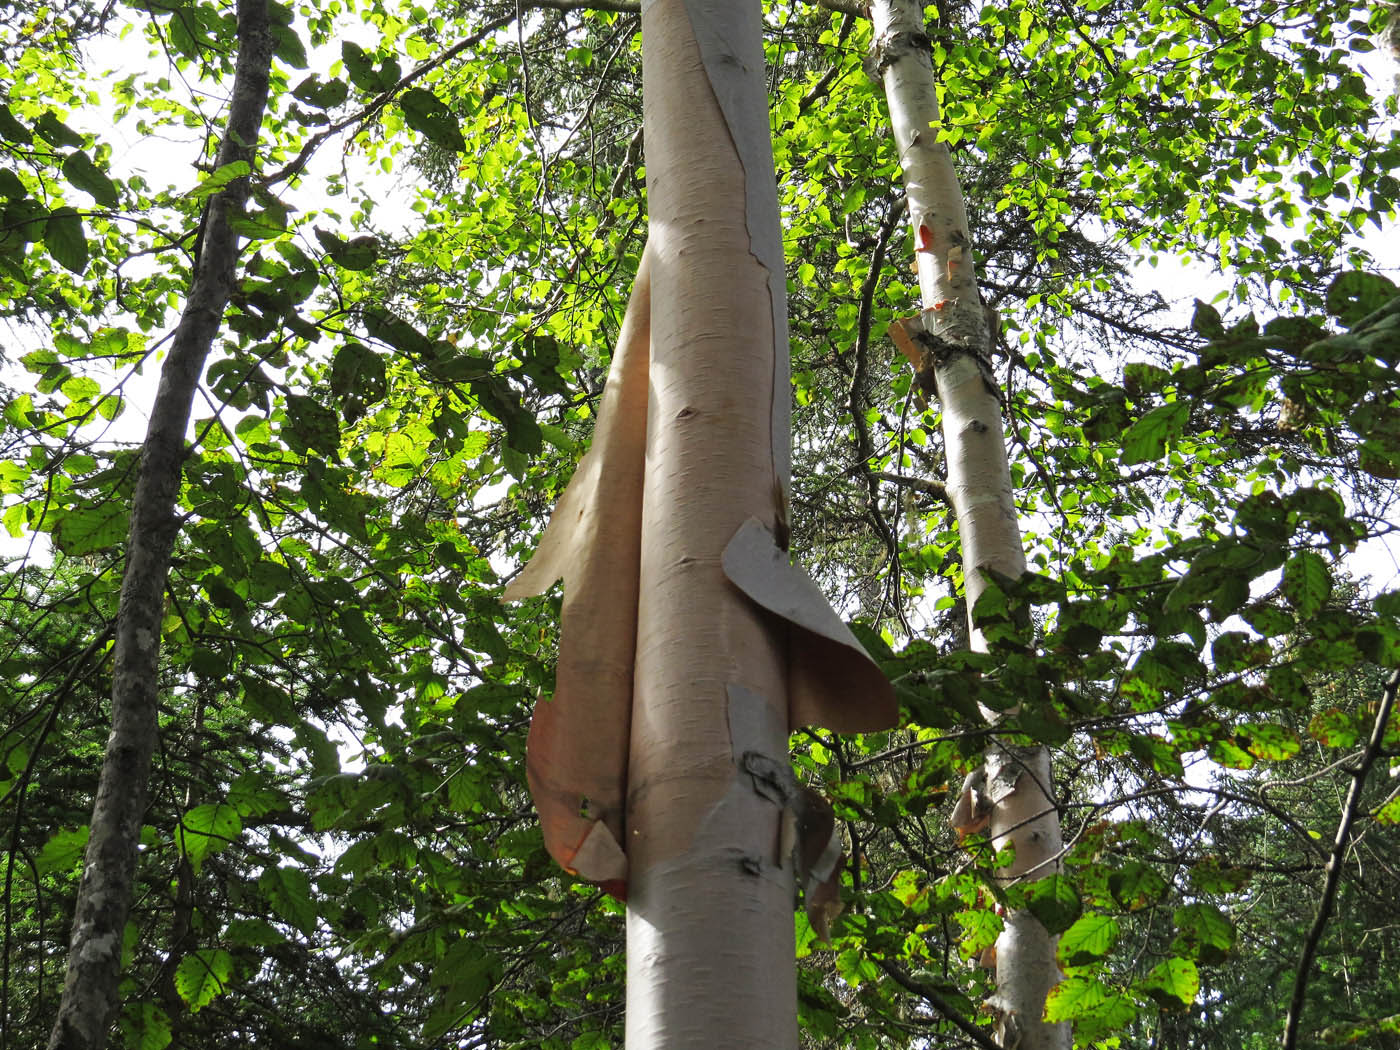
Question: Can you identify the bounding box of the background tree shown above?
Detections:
[46,1,274,1044]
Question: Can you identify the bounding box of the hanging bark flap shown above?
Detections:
[566,812,629,892]
[889,313,923,371]
[505,249,651,886]
[722,518,897,733]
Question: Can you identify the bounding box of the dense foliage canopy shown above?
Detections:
[1,0,1398,1047]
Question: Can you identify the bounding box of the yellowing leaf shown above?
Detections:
[174,949,234,1012]
[1140,957,1199,1008]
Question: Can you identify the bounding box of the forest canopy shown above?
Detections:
[1,0,1399,1048]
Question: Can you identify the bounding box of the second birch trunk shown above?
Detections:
[869,2,1070,1048]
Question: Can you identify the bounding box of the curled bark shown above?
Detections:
[867,1,1070,1047]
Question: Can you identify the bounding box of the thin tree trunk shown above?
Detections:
[868,3,1071,1048]
[46,3,274,1046]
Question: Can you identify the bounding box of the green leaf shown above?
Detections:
[292,75,350,110]
[1190,299,1226,338]
[1108,860,1167,910]
[44,207,89,273]
[1123,361,1172,397]
[34,111,84,147]
[223,918,287,947]
[0,168,25,200]
[1208,737,1255,770]
[398,87,467,153]
[365,309,435,358]
[329,342,387,424]
[516,334,569,396]
[1240,722,1300,761]
[1187,857,1251,894]
[284,394,342,456]
[472,376,541,455]
[315,228,378,270]
[1,197,47,255]
[1326,271,1398,326]
[1171,903,1235,964]
[61,151,119,207]
[1376,795,1400,826]
[189,160,251,201]
[1044,975,1138,1040]
[1120,401,1189,465]
[259,865,317,934]
[1319,1014,1400,1046]
[1057,913,1121,967]
[1139,957,1199,1008]
[0,104,31,143]
[1283,551,1331,619]
[954,907,1003,959]
[1308,708,1359,747]
[51,503,127,556]
[1022,873,1082,934]
[37,825,89,873]
[271,21,308,68]
[119,1003,172,1050]
[177,803,242,870]
[342,41,384,92]
[174,949,234,1012]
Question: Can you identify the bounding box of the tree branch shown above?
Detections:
[1281,669,1400,1050]
[874,470,948,501]
[876,960,1004,1050]
[848,199,907,565]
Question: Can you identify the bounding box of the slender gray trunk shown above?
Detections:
[46,4,274,1045]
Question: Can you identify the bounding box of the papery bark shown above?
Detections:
[506,0,896,1044]
[624,1,795,1041]
[870,1,1070,1047]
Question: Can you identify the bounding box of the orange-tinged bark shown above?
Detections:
[870,1,1070,1047]
[505,2,895,1043]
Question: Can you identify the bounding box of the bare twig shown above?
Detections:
[1281,670,1400,1050]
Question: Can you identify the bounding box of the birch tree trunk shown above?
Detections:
[869,2,1071,1048]
[46,3,274,1046]
[625,0,798,1044]
[505,3,895,1045]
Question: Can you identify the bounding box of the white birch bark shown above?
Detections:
[626,0,796,1044]
[508,2,896,1043]
[869,2,1070,1048]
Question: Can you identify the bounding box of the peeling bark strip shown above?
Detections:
[505,0,895,919]
[506,0,894,1043]
[503,249,652,891]
[45,4,275,1048]
[868,1,1070,1048]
